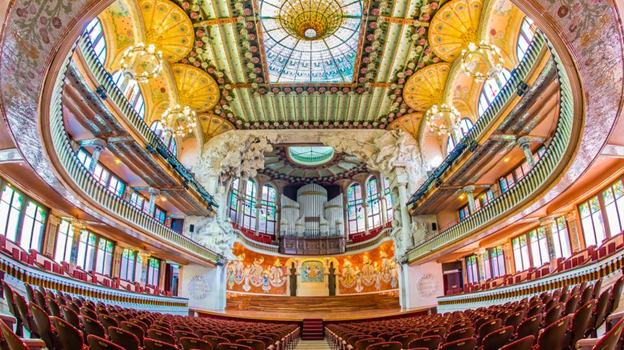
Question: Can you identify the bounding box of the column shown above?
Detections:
[451,124,464,144]
[517,136,536,168]
[565,211,583,252]
[138,251,151,285]
[397,179,413,247]
[84,138,107,173]
[463,186,476,214]
[44,214,62,257]
[539,216,558,267]
[398,262,410,309]
[111,245,125,279]
[254,179,263,235]
[147,188,160,216]
[158,260,167,289]
[377,174,387,224]
[336,180,352,238]
[502,242,513,275]
[69,220,86,265]
[475,248,487,282]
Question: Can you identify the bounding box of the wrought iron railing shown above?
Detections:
[48,46,221,263]
[406,36,576,263]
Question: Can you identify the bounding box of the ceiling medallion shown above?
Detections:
[425,104,460,137]
[279,0,344,41]
[119,43,163,82]
[460,41,505,82]
[162,105,198,137]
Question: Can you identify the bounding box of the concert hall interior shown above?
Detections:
[1,0,624,349]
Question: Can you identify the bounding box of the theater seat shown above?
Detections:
[439,338,477,350]
[107,327,141,350]
[363,342,402,350]
[499,336,534,350]
[88,335,126,350]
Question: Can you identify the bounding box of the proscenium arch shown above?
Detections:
[0,0,620,263]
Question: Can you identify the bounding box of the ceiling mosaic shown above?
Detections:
[96,0,531,135]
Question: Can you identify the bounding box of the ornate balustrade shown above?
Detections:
[0,251,188,314]
[76,35,217,210]
[437,248,624,313]
[279,236,346,255]
[49,47,221,264]
[406,35,576,263]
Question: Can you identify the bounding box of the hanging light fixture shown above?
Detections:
[425,104,460,137]
[161,105,197,137]
[459,41,504,82]
[119,43,164,82]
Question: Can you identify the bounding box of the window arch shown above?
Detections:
[446,134,457,154]
[228,178,240,223]
[149,121,178,156]
[366,177,382,229]
[111,71,145,119]
[478,69,512,117]
[85,18,107,65]
[347,183,365,234]
[459,118,474,136]
[517,17,536,62]
[382,177,394,222]
[258,185,277,235]
[241,179,258,230]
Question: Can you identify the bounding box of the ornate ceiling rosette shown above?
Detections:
[387,113,424,140]
[139,0,195,62]
[428,0,484,62]
[171,63,220,112]
[402,63,452,112]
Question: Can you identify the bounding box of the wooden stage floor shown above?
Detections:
[196,306,429,322]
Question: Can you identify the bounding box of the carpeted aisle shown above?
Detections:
[296,340,331,350]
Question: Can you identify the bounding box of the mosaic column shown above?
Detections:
[138,251,151,285]
[111,244,125,279]
[377,173,388,224]
[44,214,62,257]
[517,136,536,168]
[565,211,583,252]
[539,217,558,267]
[69,220,86,265]
[396,172,413,247]
[147,188,160,216]
[502,242,514,275]
[463,186,476,214]
[475,248,487,282]
[82,138,107,173]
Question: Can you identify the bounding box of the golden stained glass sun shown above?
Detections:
[279,0,344,40]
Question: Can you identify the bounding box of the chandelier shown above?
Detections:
[162,105,197,137]
[425,104,460,137]
[459,41,504,82]
[120,43,164,82]
[279,0,345,40]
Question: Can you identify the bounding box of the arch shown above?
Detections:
[477,68,512,117]
[149,120,178,156]
[258,184,277,235]
[366,176,382,229]
[347,182,365,234]
[111,70,146,118]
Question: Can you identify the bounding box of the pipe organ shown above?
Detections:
[280,184,344,237]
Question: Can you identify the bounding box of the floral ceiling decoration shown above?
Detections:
[171,63,220,111]
[139,0,195,62]
[403,63,452,112]
[387,113,424,140]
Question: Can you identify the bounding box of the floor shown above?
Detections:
[296,340,331,350]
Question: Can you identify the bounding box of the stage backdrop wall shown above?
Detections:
[179,264,227,311]
[404,260,445,310]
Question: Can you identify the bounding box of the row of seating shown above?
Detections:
[0,281,299,350]
[0,234,168,296]
[453,233,624,295]
[327,275,624,350]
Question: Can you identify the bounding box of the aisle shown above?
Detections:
[296,339,331,350]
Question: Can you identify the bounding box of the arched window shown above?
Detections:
[347,183,365,234]
[459,118,474,136]
[478,69,512,117]
[228,178,240,223]
[366,177,382,229]
[85,18,107,65]
[149,121,177,156]
[241,180,257,230]
[446,135,457,154]
[111,71,145,119]
[258,185,277,235]
[517,17,536,62]
[383,177,394,222]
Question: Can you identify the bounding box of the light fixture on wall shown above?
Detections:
[425,103,460,137]
[459,41,504,82]
[162,105,197,137]
[120,43,164,82]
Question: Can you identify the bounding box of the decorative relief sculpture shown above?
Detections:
[416,273,438,297]
[188,275,211,300]
[226,252,287,293]
[338,250,398,293]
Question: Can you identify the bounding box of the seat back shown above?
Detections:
[543,303,564,326]
[607,276,624,316]
[0,317,29,350]
[147,329,176,345]
[535,316,570,350]
[145,338,179,350]
[594,287,612,329]
[222,332,244,343]
[61,305,80,329]
[12,292,35,335]
[515,314,542,340]
[33,289,47,311]
[52,316,84,350]
[107,326,140,350]
[481,326,513,350]
[216,344,252,350]
[407,336,442,350]
[30,302,59,350]
[236,339,265,350]
[82,315,107,339]
[564,293,581,315]
[421,327,446,338]
[477,319,502,341]
[175,330,199,339]
[446,327,475,343]
[568,300,596,348]
[180,337,214,350]
[88,335,126,350]
[589,317,624,350]
[439,338,477,350]
[354,337,383,350]
[499,336,535,350]
[504,311,525,331]
[99,314,119,330]
[121,321,145,345]
[389,334,417,349]
[363,341,402,350]
[203,335,230,349]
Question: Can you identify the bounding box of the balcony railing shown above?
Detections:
[49,46,221,264]
[76,35,217,210]
[408,32,548,206]
[407,35,576,262]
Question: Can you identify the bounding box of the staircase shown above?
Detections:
[302,319,324,340]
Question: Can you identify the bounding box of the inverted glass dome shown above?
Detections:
[288,146,335,166]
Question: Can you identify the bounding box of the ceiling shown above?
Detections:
[95,0,530,140]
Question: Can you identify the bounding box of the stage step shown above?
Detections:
[302,318,324,340]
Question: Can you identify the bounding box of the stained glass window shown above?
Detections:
[551,216,571,258]
[458,206,470,222]
[111,70,145,119]
[0,178,48,252]
[383,177,394,222]
[529,227,549,267]
[146,257,160,286]
[603,179,624,236]
[579,196,607,246]
[229,178,240,223]
[447,135,457,155]
[478,69,512,117]
[489,246,506,278]
[150,121,178,157]
[20,201,46,251]
[120,249,137,281]
[54,220,73,263]
[347,183,365,234]
[367,177,382,229]
[242,180,258,230]
[517,17,536,62]
[259,185,277,235]
[76,149,126,198]
[288,147,335,166]
[85,18,107,65]
[466,255,479,284]
[0,184,24,242]
[95,237,114,275]
[259,0,362,83]
[512,234,530,272]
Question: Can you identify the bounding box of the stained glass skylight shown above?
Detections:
[288,146,335,165]
[259,0,362,83]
